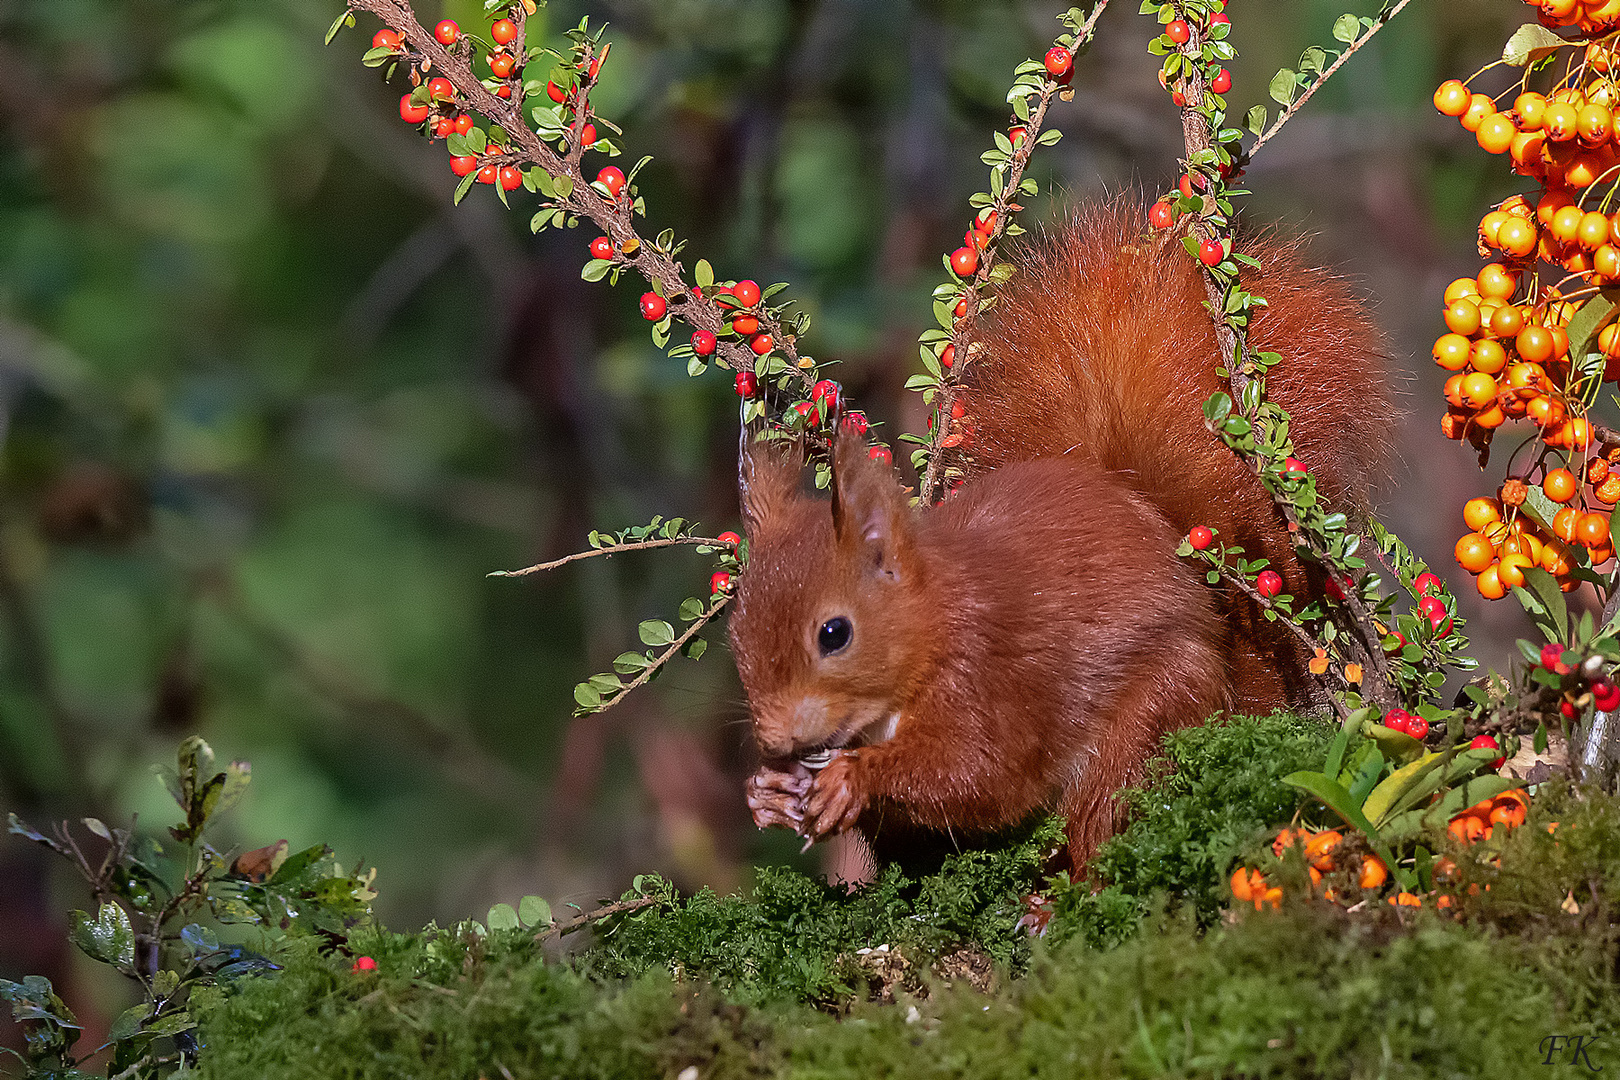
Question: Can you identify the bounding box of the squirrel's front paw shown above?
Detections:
[803,752,867,840]
[745,761,811,831]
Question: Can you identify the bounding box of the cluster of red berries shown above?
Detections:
[1381,707,1430,740]
[710,530,742,596]
[1537,640,1620,719]
[1431,51,1620,599]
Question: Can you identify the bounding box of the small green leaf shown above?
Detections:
[324,9,354,45]
[1502,23,1569,66]
[518,895,552,928]
[108,1002,154,1042]
[573,682,603,709]
[1269,68,1297,106]
[695,259,714,287]
[69,903,135,969]
[487,903,520,931]
[638,620,676,647]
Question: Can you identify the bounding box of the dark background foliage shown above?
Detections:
[0,0,1547,1049]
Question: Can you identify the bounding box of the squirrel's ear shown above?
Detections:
[831,434,914,581]
[740,440,803,536]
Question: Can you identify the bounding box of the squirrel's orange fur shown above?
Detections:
[729,200,1393,870]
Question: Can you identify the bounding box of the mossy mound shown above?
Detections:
[191,714,1620,1078]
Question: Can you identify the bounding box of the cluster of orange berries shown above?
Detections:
[1431,53,1620,598]
[1527,0,1620,36]
[1451,481,1615,599]
[1230,827,1388,910]
[1446,787,1530,844]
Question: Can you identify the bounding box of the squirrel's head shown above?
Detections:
[728,436,936,763]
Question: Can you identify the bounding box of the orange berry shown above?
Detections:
[1506,360,1547,389]
[1470,339,1508,374]
[1460,372,1499,408]
[1463,496,1504,531]
[1543,537,1577,574]
[1444,373,1468,409]
[1433,333,1473,371]
[1475,404,1507,429]
[1552,204,1586,243]
[1568,416,1594,452]
[1448,815,1486,844]
[1256,886,1283,911]
[1554,506,1582,542]
[1545,467,1579,502]
[1389,891,1423,908]
[1581,210,1615,249]
[1461,94,1497,132]
[1517,325,1556,363]
[1303,830,1342,871]
[1477,563,1508,599]
[1496,216,1538,257]
[1577,510,1611,547]
[1477,263,1519,298]
[1445,299,1482,336]
[1479,211,1510,247]
[1602,324,1620,357]
[1499,552,1535,588]
[1271,828,1301,858]
[1434,79,1472,116]
[1597,475,1620,505]
[1566,153,1606,189]
[1490,800,1527,829]
[1579,103,1614,145]
[1489,304,1526,339]
[1527,395,1566,428]
[1598,244,1620,280]
[1445,277,1482,304]
[1504,531,1544,564]
[1358,855,1389,890]
[1516,91,1550,128]
[1477,112,1518,154]
[1455,531,1497,573]
[1545,101,1580,141]
[1231,867,1256,901]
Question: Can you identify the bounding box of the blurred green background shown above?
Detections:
[0,0,1547,1046]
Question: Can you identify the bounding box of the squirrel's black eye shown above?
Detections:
[818,616,853,656]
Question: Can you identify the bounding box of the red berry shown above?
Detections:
[811,380,839,414]
[352,956,378,972]
[580,124,597,147]
[450,155,478,177]
[476,164,498,184]
[1469,734,1506,770]
[1165,18,1191,44]
[639,292,667,321]
[940,344,955,370]
[399,95,430,124]
[750,334,774,356]
[1383,709,1412,734]
[427,77,455,100]
[547,81,567,103]
[1188,525,1213,550]
[1009,126,1027,145]
[950,246,979,277]
[1418,595,1451,636]
[1255,570,1283,598]
[1406,715,1430,740]
[1385,631,1407,652]
[1324,576,1345,601]
[710,571,732,595]
[691,330,716,356]
[731,314,760,336]
[841,410,869,436]
[455,114,474,134]
[488,52,516,78]
[1594,678,1620,711]
[495,85,511,98]
[717,531,741,546]
[498,166,522,190]
[1413,572,1442,596]
[433,116,457,137]
[1044,46,1073,81]
[975,209,998,233]
[597,166,626,197]
[589,236,614,260]
[733,280,762,307]
[734,370,758,397]
[954,296,971,319]
[869,445,893,465]
[1198,238,1224,266]
[1541,642,1564,670]
[1149,201,1175,229]
[1210,67,1232,94]
[1562,700,1578,720]
[373,29,402,50]
[491,18,518,45]
[1283,456,1307,475]
[434,19,460,44]
[1210,12,1231,26]
[789,400,817,426]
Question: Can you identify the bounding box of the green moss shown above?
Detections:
[189,714,1620,1078]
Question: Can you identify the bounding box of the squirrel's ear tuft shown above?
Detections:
[831,434,914,581]
[740,440,804,536]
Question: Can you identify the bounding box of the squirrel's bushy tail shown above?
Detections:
[963,200,1396,709]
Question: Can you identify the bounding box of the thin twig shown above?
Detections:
[922,0,1110,502]
[343,0,819,396]
[490,535,734,578]
[1248,0,1417,159]
[533,893,660,942]
[589,594,730,716]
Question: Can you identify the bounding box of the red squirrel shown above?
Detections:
[727,200,1394,871]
